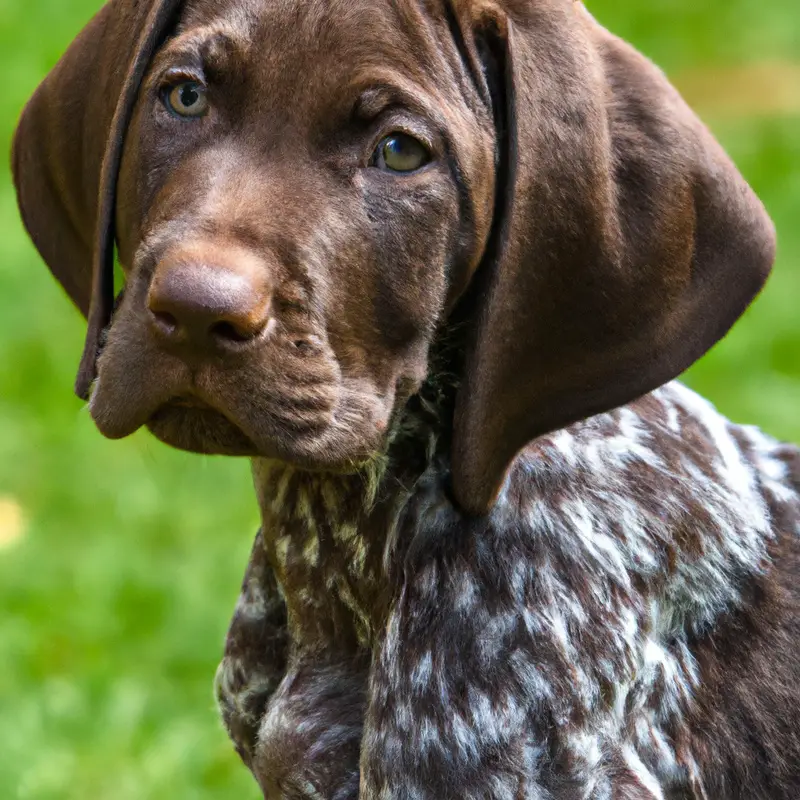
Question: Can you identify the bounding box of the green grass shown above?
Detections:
[0,1,798,798]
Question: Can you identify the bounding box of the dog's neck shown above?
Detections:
[249,333,458,648]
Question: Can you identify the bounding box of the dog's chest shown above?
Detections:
[255,464,393,649]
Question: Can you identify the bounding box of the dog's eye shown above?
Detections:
[373,133,430,173]
[164,81,208,118]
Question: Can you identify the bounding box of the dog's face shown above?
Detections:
[100,0,495,468]
[13,0,776,512]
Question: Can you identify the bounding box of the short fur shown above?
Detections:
[13,0,799,797]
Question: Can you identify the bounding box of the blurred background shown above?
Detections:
[0,1,798,798]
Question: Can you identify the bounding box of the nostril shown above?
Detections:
[210,320,259,343]
[151,310,179,336]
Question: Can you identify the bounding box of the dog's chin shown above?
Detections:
[146,401,261,457]
[138,398,387,472]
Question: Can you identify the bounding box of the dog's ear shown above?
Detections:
[451,1,776,515]
[11,0,183,399]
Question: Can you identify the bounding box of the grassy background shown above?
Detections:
[0,1,798,798]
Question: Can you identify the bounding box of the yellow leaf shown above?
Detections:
[0,497,25,549]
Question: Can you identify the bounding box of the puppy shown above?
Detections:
[14,0,799,797]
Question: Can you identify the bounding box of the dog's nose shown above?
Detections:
[147,262,271,349]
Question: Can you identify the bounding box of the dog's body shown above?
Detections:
[12,0,800,797]
[219,380,800,799]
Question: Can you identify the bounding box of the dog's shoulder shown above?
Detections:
[494,383,800,631]
[514,381,799,518]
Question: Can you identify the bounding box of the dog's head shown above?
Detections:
[12,0,775,514]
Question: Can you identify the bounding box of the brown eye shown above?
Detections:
[164,81,208,118]
[374,133,431,173]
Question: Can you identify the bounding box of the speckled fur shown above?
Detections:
[13,0,790,795]
[218,378,800,799]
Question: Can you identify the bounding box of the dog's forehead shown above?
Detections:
[179,0,445,67]
[165,0,472,135]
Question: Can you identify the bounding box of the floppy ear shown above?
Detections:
[451,0,776,515]
[11,0,183,400]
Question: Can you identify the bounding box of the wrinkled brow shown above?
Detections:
[352,79,452,135]
[150,22,253,79]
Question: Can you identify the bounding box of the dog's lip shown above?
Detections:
[162,393,216,410]
[151,394,245,429]
[91,339,393,464]
[147,398,262,455]
[146,390,387,468]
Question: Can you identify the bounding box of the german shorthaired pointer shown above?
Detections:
[13,0,800,797]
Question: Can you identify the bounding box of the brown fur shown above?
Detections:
[11,0,774,513]
[12,1,793,798]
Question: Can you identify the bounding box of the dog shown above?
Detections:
[13,0,800,797]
